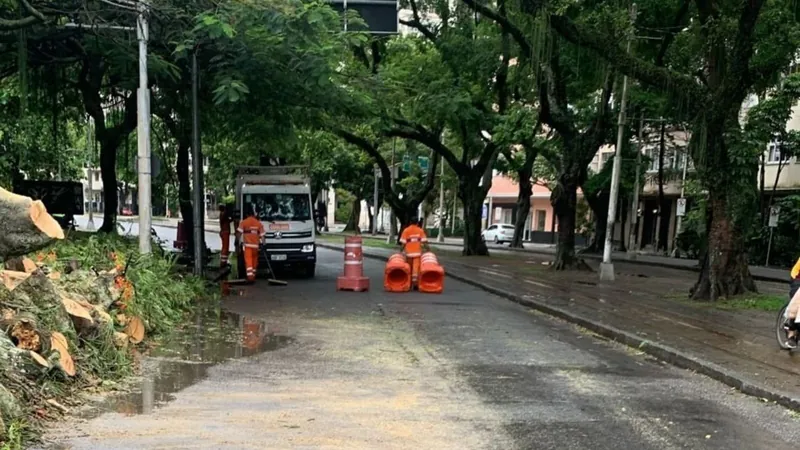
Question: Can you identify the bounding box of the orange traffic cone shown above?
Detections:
[419,252,444,294]
[384,253,411,292]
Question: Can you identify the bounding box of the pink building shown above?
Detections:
[483,174,588,245]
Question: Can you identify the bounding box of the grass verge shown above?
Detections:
[671,292,786,312]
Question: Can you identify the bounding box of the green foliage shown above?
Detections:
[45,233,208,335]
[0,419,25,450]
[747,195,800,268]
[334,188,355,223]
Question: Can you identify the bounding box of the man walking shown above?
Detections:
[399,217,428,288]
[219,204,233,267]
[237,207,265,282]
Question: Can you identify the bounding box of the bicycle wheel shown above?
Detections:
[776,303,791,350]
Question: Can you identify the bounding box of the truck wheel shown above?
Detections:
[304,263,316,278]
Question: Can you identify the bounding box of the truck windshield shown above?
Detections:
[243,193,311,221]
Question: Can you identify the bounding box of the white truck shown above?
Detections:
[234,165,316,279]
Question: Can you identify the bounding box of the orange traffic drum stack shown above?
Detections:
[419,252,445,294]
[384,253,411,292]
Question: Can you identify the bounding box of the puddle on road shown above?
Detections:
[83,308,291,418]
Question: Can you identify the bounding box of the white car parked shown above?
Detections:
[482,223,516,244]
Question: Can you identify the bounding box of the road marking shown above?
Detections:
[479,268,511,279]
[524,279,551,288]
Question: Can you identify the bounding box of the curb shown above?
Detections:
[323,233,786,283]
[318,242,800,412]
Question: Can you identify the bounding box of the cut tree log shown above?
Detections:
[28,350,50,369]
[9,318,43,352]
[112,331,129,349]
[50,332,75,377]
[22,257,38,273]
[125,316,145,344]
[1,270,31,291]
[0,383,21,437]
[60,297,94,332]
[0,187,64,259]
[1,272,73,334]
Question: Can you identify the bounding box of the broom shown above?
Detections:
[261,246,288,286]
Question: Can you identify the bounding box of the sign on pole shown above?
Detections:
[329,0,399,34]
[418,156,429,173]
[769,206,781,228]
[676,197,687,217]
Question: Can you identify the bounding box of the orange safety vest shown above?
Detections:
[237,216,265,249]
[400,224,427,258]
[792,257,800,279]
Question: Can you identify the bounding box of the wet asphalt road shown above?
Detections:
[46,224,800,449]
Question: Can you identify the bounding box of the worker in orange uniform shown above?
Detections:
[237,208,265,282]
[399,217,429,288]
[784,258,800,348]
[218,204,233,268]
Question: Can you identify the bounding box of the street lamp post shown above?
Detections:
[191,49,205,274]
[64,3,150,245]
[600,4,636,282]
[136,0,152,254]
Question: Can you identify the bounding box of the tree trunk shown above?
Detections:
[176,138,194,254]
[366,200,375,234]
[657,122,667,252]
[618,196,628,252]
[510,172,533,248]
[759,151,765,217]
[582,192,608,254]
[98,140,118,233]
[551,174,580,269]
[691,192,757,300]
[460,180,489,256]
[344,198,361,233]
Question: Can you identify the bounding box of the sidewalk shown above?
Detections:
[326,232,789,283]
[119,216,221,232]
[319,241,800,410]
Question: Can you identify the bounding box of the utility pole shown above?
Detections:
[451,188,457,234]
[671,126,690,257]
[437,160,445,243]
[372,165,379,235]
[191,49,205,275]
[627,115,644,259]
[600,3,636,282]
[387,138,397,244]
[136,0,152,254]
[86,117,95,231]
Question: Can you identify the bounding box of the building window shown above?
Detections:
[535,210,547,231]
[94,172,100,182]
[601,152,613,167]
[768,141,791,163]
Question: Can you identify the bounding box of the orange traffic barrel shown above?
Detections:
[337,235,370,291]
[384,253,411,292]
[419,252,444,294]
[174,220,188,249]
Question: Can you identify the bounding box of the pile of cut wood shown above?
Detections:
[0,188,146,440]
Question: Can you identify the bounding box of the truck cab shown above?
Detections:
[235,166,316,279]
